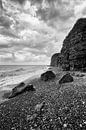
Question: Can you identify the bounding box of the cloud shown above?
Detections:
[74,1,86,18]
[14,50,50,64]
[0,28,19,38]
[0,0,86,64]
[0,16,12,28]
[32,0,74,24]
[0,52,13,63]
[11,0,25,4]
[0,44,10,48]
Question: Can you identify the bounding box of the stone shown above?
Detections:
[35,102,45,112]
[9,83,35,98]
[59,73,73,84]
[27,114,37,121]
[41,71,56,81]
[25,84,36,91]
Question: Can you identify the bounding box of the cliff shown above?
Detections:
[51,18,86,71]
[50,53,60,66]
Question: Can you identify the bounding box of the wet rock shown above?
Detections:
[41,71,56,81]
[59,73,73,84]
[9,83,35,98]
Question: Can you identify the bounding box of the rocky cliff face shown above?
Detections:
[50,53,60,67]
[51,18,86,71]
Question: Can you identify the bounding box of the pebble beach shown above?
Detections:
[0,68,86,129]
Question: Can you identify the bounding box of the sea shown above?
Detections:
[0,65,48,91]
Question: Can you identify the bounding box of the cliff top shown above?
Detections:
[64,18,86,42]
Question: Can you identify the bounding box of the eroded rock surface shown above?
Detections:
[50,53,60,67]
[51,18,86,71]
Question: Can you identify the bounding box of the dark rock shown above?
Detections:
[59,73,73,84]
[25,84,36,91]
[50,53,60,67]
[50,18,86,71]
[9,83,35,98]
[41,71,56,81]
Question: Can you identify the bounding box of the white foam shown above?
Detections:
[0,68,47,91]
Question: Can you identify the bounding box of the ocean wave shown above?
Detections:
[0,65,48,91]
[0,72,17,78]
[0,68,25,78]
[15,68,24,72]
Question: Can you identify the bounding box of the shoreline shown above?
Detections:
[0,67,85,104]
[0,68,48,104]
[1,68,86,129]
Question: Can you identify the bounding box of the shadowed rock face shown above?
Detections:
[9,83,35,98]
[51,18,86,71]
[41,71,56,81]
[59,73,73,84]
[50,53,60,67]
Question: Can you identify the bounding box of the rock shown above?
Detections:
[9,83,35,98]
[61,18,86,71]
[41,71,56,81]
[25,84,36,91]
[50,53,60,67]
[59,73,73,84]
[35,102,45,112]
[50,18,86,71]
[27,113,37,121]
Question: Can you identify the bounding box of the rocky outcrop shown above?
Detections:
[51,18,86,71]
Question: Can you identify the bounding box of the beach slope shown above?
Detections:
[0,69,86,129]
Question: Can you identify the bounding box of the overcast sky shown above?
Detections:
[0,0,86,65]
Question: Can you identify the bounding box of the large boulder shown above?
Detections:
[41,71,56,81]
[9,83,35,98]
[59,73,73,84]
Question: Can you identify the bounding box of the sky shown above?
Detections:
[0,0,86,65]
